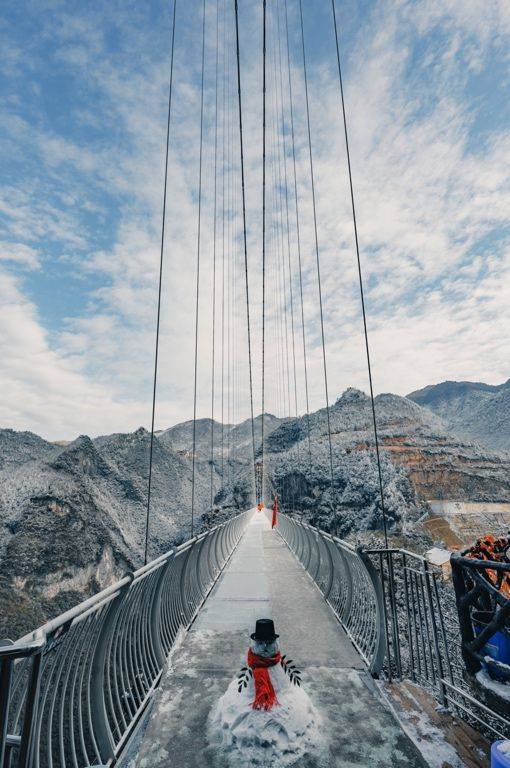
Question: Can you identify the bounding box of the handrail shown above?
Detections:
[275,511,510,740]
[274,513,387,675]
[0,510,251,768]
[363,546,510,740]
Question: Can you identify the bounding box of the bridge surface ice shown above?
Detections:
[133,511,428,767]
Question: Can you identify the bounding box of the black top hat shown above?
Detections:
[251,618,279,641]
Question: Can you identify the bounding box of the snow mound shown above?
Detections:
[208,665,324,766]
[476,669,510,702]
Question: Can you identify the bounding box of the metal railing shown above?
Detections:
[276,513,510,740]
[364,548,510,740]
[0,511,250,768]
[275,513,386,674]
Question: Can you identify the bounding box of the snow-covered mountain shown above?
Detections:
[262,388,510,536]
[2,383,509,639]
[0,427,216,638]
[407,379,510,454]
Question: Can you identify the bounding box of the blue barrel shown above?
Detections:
[472,611,510,682]
[491,741,510,768]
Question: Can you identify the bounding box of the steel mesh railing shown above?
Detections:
[364,548,510,741]
[275,512,510,741]
[0,511,250,768]
[274,513,386,674]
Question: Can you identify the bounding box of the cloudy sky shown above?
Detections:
[0,0,509,440]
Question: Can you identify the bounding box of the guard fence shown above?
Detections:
[0,510,250,768]
[275,512,510,741]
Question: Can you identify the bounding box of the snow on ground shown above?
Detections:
[377,683,467,768]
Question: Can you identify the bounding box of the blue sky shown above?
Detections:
[0,0,509,439]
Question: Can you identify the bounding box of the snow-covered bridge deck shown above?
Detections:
[134,512,428,767]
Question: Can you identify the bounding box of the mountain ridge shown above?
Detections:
[407,378,510,453]
[2,379,509,639]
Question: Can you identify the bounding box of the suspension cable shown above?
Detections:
[210,0,221,510]
[271,11,292,419]
[227,14,235,490]
[276,0,298,429]
[267,22,287,423]
[234,0,258,502]
[274,0,297,512]
[190,0,207,538]
[221,2,227,481]
[144,0,178,566]
[330,0,389,547]
[283,0,312,467]
[297,0,335,497]
[260,0,267,503]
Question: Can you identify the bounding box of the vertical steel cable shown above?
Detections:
[297,0,335,499]
[230,46,239,489]
[228,48,236,489]
[221,0,227,482]
[283,0,312,467]
[226,20,233,489]
[271,12,292,419]
[231,125,238,486]
[260,0,267,503]
[234,0,258,502]
[274,0,298,513]
[330,0,389,547]
[191,0,207,538]
[144,0,178,566]
[271,6,292,508]
[267,33,287,424]
[276,0,299,430]
[210,0,221,510]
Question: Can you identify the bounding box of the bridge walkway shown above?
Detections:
[134,512,429,767]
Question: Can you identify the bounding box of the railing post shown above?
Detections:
[387,553,402,679]
[450,553,480,674]
[0,643,13,768]
[179,545,195,626]
[422,561,447,706]
[302,526,313,571]
[195,535,210,598]
[322,537,335,601]
[214,524,223,571]
[336,543,354,624]
[17,649,44,768]
[358,549,387,677]
[150,559,174,668]
[90,576,133,763]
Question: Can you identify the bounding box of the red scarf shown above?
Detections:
[247,649,281,710]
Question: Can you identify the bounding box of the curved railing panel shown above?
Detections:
[0,510,250,768]
[274,513,386,675]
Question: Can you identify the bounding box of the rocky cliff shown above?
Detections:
[0,427,217,639]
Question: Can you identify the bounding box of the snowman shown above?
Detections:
[208,619,323,766]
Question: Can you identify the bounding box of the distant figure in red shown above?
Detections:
[271,495,278,529]
[257,502,264,513]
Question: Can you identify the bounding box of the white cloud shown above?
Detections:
[0,242,40,270]
[0,0,509,439]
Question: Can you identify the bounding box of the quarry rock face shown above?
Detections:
[1,380,509,639]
